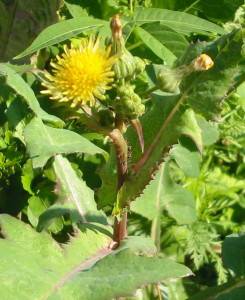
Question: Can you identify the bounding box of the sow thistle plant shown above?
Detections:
[0,3,244,298]
[39,15,215,246]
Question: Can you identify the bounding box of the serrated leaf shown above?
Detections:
[24,117,106,168]
[132,7,225,36]
[131,162,197,224]
[15,17,108,59]
[134,26,176,65]
[180,29,245,119]
[0,63,63,126]
[51,249,192,300]
[120,99,202,207]
[0,214,192,300]
[118,29,244,207]
[0,0,62,61]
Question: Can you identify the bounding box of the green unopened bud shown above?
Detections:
[134,56,146,75]
[157,66,182,93]
[110,14,142,82]
[114,84,145,119]
[113,50,137,81]
[157,54,214,93]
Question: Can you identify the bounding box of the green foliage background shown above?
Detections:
[0,0,244,299]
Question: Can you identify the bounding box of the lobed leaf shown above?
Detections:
[118,29,244,207]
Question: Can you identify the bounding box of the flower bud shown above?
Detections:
[157,54,214,93]
[114,84,145,119]
[192,54,214,71]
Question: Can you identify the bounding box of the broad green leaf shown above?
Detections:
[24,117,106,168]
[134,26,177,65]
[161,163,197,224]
[142,22,189,58]
[0,0,62,61]
[118,29,244,206]
[197,116,220,146]
[0,63,63,126]
[0,214,192,300]
[132,7,225,36]
[118,236,157,256]
[131,163,197,224]
[15,17,108,59]
[51,249,192,300]
[170,144,201,177]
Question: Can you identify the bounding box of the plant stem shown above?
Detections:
[109,117,128,246]
[113,212,128,244]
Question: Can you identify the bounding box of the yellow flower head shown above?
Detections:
[41,37,116,107]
